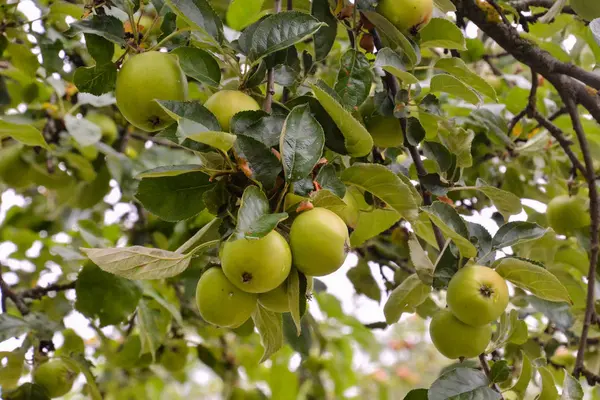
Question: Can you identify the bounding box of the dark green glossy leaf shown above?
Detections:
[171,47,221,87]
[311,0,337,61]
[234,135,282,190]
[315,164,345,198]
[429,368,499,400]
[334,49,371,109]
[164,0,224,44]
[66,15,126,45]
[73,63,117,96]
[280,104,325,181]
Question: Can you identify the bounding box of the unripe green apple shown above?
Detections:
[258,277,314,313]
[546,195,590,235]
[86,112,118,144]
[159,339,189,372]
[364,115,403,148]
[196,267,257,327]
[446,265,509,326]
[116,51,187,132]
[429,309,492,359]
[203,90,260,131]
[221,231,292,293]
[290,208,350,277]
[377,0,434,33]
[33,359,78,398]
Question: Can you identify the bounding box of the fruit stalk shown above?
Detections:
[263,0,283,112]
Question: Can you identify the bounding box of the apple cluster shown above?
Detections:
[195,208,349,328]
[430,265,509,359]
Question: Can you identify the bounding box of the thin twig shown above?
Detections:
[370,28,445,250]
[0,267,30,315]
[263,0,282,112]
[20,281,76,299]
[562,95,600,378]
[508,69,538,135]
[479,353,503,394]
[486,0,511,25]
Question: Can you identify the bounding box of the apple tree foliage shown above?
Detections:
[1,0,600,398]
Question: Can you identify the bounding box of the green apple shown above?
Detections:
[446,265,509,326]
[86,112,118,144]
[429,309,492,359]
[33,359,78,398]
[376,0,434,33]
[258,276,314,313]
[196,267,257,327]
[116,51,187,132]
[290,208,350,276]
[221,230,292,293]
[159,339,189,372]
[546,195,590,235]
[203,90,260,131]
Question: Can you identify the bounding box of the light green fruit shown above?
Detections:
[203,90,260,131]
[429,309,492,359]
[33,360,77,398]
[116,51,187,132]
[196,268,257,327]
[111,334,143,369]
[376,0,433,33]
[221,231,292,293]
[290,208,350,277]
[258,277,314,313]
[86,113,118,144]
[365,115,403,148]
[55,329,85,356]
[160,339,189,372]
[447,265,509,326]
[570,0,600,21]
[546,195,590,235]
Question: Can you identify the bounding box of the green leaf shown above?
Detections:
[286,268,304,335]
[430,74,480,105]
[362,11,419,67]
[432,240,459,289]
[341,163,419,221]
[84,33,114,64]
[571,0,600,20]
[234,135,282,190]
[65,15,126,45]
[487,309,528,352]
[164,0,224,44]
[334,49,371,109]
[73,62,117,96]
[349,207,398,246]
[438,125,474,168]
[311,83,373,157]
[475,179,523,219]
[226,0,264,30]
[420,202,477,258]
[561,373,583,400]
[538,367,559,400]
[408,234,435,284]
[245,11,324,61]
[4,383,51,400]
[310,189,349,217]
[182,129,236,152]
[383,274,431,324]
[252,304,283,362]
[64,114,102,147]
[510,351,532,394]
[135,170,213,221]
[136,298,171,359]
[346,260,381,302]
[429,368,500,400]
[495,258,572,303]
[171,47,221,87]
[75,264,142,326]
[311,0,337,61]
[231,110,285,148]
[315,165,345,198]
[283,313,312,356]
[422,141,452,172]
[280,104,325,181]
[405,117,425,146]
[81,245,208,279]
[403,389,428,400]
[374,48,419,85]
[492,221,548,248]
[0,120,49,149]
[434,57,497,100]
[0,314,29,342]
[136,165,205,179]
[489,360,510,384]
[234,186,286,240]
[434,0,456,12]
[420,18,466,50]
